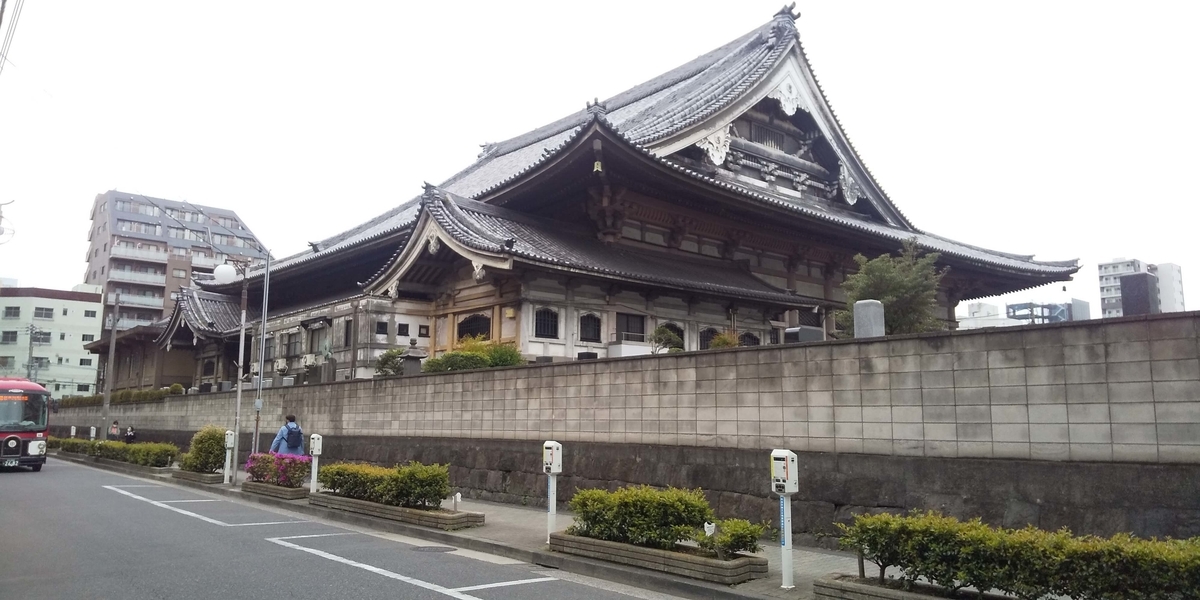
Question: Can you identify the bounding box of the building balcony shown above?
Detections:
[108,270,166,286]
[191,255,222,269]
[110,246,169,263]
[107,295,164,309]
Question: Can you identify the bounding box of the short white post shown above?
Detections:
[223,430,235,485]
[542,440,562,544]
[547,473,557,544]
[780,494,794,590]
[309,433,323,494]
[89,426,96,441]
[70,426,77,438]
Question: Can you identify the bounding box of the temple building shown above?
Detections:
[135,7,1076,387]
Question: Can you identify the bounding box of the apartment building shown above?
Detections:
[0,286,103,399]
[82,190,267,331]
[1097,258,1186,317]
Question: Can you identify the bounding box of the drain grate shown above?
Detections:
[412,546,455,553]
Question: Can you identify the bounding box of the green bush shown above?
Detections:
[95,440,130,462]
[375,348,405,377]
[169,383,185,395]
[318,461,450,509]
[837,511,1200,599]
[46,436,62,449]
[180,426,227,474]
[59,394,103,408]
[125,442,179,467]
[246,452,310,487]
[458,335,526,367]
[708,332,738,349]
[422,351,491,373]
[696,519,765,556]
[567,485,714,551]
[59,438,98,454]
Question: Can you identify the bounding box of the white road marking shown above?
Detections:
[108,484,162,488]
[273,533,360,541]
[103,485,308,527]
[450,577,557,592]
[267,537,484,600]
[158,499,220,503]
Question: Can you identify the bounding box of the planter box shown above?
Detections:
[96,457,173,476]
[242,480,309,500]
[814,576,1015,600]
[548,532,768,585]
[309,493,484,531]
[172,470,225,484]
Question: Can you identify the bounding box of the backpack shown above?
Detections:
[285,423,303,448]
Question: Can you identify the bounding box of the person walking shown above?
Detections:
[269,414,305,455]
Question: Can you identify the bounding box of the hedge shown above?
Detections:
[246,452,311,488]
[422,335,526,373]
[59,387,185,409]
[838,511,1200,600]
[180,426,226,474]
[56,438,178,467]
[565,485,764,557]
[47,436,62,449]
[317,461,450,509]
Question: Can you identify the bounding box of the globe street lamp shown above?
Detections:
[213,262,247,485]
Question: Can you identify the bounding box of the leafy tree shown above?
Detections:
[375,347,405,377]
[649,326,684,354]
[836,239,948,336]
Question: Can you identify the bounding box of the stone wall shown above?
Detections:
[58,311,1200,464]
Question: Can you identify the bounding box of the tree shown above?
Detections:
[708,331,739,349]
[836,239,948,336]
[649,326,684,354]
[375,347,405,377]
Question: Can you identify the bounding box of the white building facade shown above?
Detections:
[1097,258,1186,317]
[0,286,104,399]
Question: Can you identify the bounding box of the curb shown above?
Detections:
[63,458,775,600]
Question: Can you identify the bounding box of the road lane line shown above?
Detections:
[104,485,228,525]
[159,499,221,503]
[108,484,162,488]
[267,537,484,600]
[450,577,557,592]
[103,486,307,527]
[224,520,311,527]
[274,533,360,541]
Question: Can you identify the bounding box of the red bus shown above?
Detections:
[0,377,50,472]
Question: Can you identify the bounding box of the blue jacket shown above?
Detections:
[270,422,304,455]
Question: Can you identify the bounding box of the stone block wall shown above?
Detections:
[58,311,1200,464]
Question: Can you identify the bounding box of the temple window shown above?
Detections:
[458,314,491,341]
[534,308,559,339]
[579,314,602,343]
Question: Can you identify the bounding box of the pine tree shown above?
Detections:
[836,239,948,336]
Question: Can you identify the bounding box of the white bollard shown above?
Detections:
[70,426,77,438]
[547,473,557,544]
[309,454,319,494]
[223,430,235,485]
[543,441,562,544]
[780,494,794,589]
[309,434,323,494]
[89,426,96,440]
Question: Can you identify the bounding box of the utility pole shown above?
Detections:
[101,294,121,439]
[25,323,36,379]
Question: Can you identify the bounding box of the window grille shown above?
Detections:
[699,328,719,350]
[534,308,559,339]
[739,332,761,347]
[579,314,601,343]
[750,122,786,151]
[457,314,491,341]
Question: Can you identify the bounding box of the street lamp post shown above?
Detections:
[252,252,271,454]
[213,263,248,485]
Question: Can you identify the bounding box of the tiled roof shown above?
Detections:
[235,8,1075,285]
[413,189,818,307]
[155,288,242,345]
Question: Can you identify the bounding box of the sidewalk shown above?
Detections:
[57,455,859,600]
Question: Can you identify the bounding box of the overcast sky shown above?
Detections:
[1,1,1196,317]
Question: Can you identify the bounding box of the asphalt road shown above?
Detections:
[0,459,686,600]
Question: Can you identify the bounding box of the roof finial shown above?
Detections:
[775,3,798,20]
[586,97,607,116]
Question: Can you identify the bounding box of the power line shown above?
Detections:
[0,0,24,80]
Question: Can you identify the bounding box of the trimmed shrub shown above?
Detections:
[46,436,62,450]
[696,519,765,556]
[457,335,526,367]
[567,485,714,551]
[375,348,405,377]
[246,452,312,488]
[59,438,98,454]
[180,426,227,474]
[837,511,1200,599]
[708,332,739,349]
[94,440,130,462]
[125,442,179,467]
[169,383,184,395]
[59,394,103,408]
[318,461,450,509]
[422,351,490,373]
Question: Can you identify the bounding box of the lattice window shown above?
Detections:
[769,329,780,345]
[579,314,601,343]
[458,314,491,341]
[534,308,559,339]
[739,332,761,347]
[699,328,719,350]
[750,122,786,151]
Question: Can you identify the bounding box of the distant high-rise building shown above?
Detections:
[1097,258,1186,317]
[82,190,267,332]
